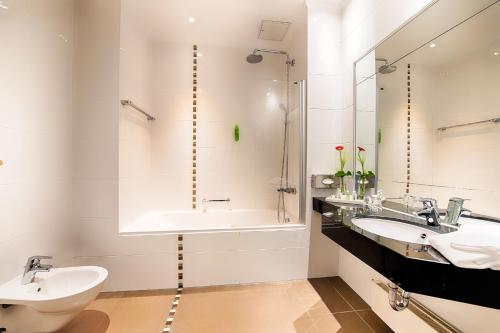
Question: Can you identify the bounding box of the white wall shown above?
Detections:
[0,0,74,284]
[119,6,154,227]
[305,0,346,278]
[72,0,181,291]
[337,0,500,331]
[147,43,286,215]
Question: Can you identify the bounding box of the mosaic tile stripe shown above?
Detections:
[192,44,198,210]
[406,64,411,194]
[162,234,184,332]
[163,47,196,331]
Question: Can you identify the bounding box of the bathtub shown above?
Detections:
[120,209,305,235]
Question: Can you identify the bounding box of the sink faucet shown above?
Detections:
[22,256,53,285]
[415,198,441,226]
[416,197,470,228]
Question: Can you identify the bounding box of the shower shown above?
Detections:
[246,48,296,223]
[376,58,397,74]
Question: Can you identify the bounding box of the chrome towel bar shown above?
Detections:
[120,99,156,120]
[437,117,499,131]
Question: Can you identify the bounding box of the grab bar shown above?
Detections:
[203,198,231,203]
[202,198,231,212]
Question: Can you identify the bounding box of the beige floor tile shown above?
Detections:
[333,312,373,333]
[357,309,394,333]
[104,294,174,333]
[308,278,352,313]
[56,310,110,333]
[329,276,370,310]
[60,278,390,333]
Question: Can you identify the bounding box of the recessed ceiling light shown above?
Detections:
[494,51,499,56]
[188,17,195,23]
[429,43,437,48]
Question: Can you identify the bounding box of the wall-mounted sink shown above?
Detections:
[351,218,439,245]
[0,266,107,333]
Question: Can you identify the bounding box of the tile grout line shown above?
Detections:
[330,282,376,333]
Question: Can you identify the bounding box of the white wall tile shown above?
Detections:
[238,248,308,284]
[74,253,177,291]
[0,0,74,284]
[238,229,307,251]
[308,74,344,110]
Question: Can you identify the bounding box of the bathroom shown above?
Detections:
[0,0,499,332]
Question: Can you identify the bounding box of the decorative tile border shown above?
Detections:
[163,45,197,332]
[163,234,184,332]
[406,64,411,194]
[192,45,198,210]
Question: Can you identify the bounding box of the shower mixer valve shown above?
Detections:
[277,187,296,194]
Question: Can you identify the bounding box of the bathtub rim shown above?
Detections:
[119,223,306,236]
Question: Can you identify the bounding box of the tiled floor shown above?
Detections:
[58,277,393,333]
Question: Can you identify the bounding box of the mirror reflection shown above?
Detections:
[355,0,500,218]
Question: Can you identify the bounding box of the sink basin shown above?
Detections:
[352,218,439,245]
[0,266,108,333]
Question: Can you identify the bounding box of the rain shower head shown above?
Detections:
[246,49,294,66]
[376,58,397,74]
[246,53,264,64]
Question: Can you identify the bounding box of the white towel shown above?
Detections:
[428,224,500,270]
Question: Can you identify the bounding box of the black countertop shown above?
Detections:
[312,197,500,309]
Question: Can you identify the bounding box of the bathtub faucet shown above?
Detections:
[202,198,231,212]
[277,187,296,194]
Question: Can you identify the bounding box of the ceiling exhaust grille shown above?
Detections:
[258,20,291,41]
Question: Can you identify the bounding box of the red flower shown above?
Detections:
[335,145,344,151]
[357,146,366,152]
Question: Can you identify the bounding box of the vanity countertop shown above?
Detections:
[312,197,500,310]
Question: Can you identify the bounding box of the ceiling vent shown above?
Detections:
[258,20,291,41]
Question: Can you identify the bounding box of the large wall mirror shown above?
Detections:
[354,0,500,217]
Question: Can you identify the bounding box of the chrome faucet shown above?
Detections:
[22,256,53,285]
[444,197,471,225]
[277,187,296,194]
[416,197,470,228]
[415,198,441,226]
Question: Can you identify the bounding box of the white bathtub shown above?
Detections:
[120,209,305,235]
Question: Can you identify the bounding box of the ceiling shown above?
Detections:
[122,0,307,49]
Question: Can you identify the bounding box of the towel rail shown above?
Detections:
[120,100,155,120]
[437,118,499,131]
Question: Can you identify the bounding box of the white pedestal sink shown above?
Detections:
[0,266,108,333]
